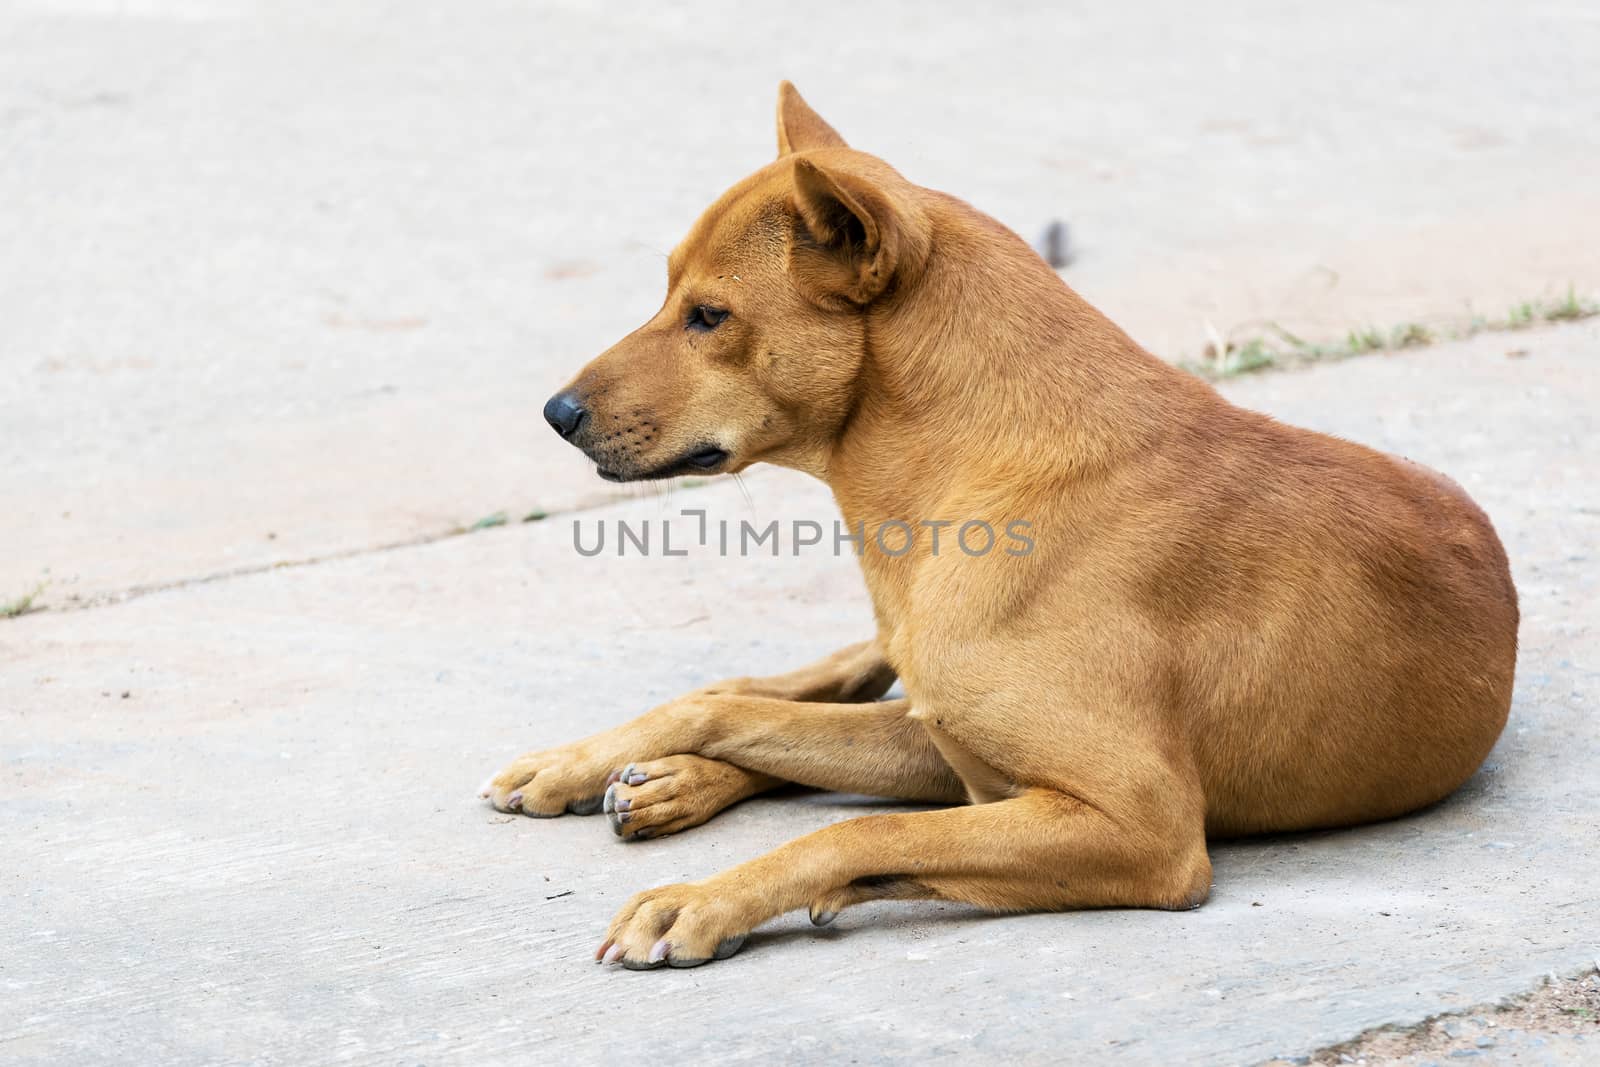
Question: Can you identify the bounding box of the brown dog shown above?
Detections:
[482,84,1518,969]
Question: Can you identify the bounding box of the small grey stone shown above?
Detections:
[1474,1037,1494,1048]
[1447,1051,1479,1060]
[1036,220,1072,269]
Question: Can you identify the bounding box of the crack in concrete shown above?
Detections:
[21,514,566,618]
[16,481,713,618]
[45,527,488,614]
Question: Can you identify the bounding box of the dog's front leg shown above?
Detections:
[480,639,896,823]
[693,638,895,704]
[597,783,1212,969]
[593,641,902,835]
[480,699,723,817]
[593,696,966,838]
[480,691,961,834]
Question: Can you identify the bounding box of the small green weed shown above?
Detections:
[1,582,46,619]
[1185,285,1598,380]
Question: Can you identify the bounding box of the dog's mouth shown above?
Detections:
[596,445,730,483]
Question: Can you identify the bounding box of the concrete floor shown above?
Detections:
[3,2,1599,1064]
[5,324,1598,1064]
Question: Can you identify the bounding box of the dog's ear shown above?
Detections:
[776,81,847,157]
[788,157,925,307]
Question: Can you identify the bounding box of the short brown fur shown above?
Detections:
[484,84,1518,969]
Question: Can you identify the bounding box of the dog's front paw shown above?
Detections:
[601,754,763,840]
[479,743,625,818]
[596,882,751,969]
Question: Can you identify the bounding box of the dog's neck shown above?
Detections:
[824,194,1205,530]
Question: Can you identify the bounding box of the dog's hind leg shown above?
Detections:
[597,783,1212,969]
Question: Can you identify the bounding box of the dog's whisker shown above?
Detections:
[731,472,754,512]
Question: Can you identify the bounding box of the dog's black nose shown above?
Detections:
[543,391,588,439]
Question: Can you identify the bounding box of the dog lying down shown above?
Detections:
[481,83,1518,970]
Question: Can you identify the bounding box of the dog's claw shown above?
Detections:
[810,908,837,927]
[505,791,523,811]
[601,944,623,965]
[606,777,648,837]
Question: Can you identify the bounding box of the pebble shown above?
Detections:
[1036,221,1072,269]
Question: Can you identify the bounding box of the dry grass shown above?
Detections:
[1185,286,1600,380]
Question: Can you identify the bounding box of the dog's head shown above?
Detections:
[542,83,931,482]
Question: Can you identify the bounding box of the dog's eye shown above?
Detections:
[687,305,729,332]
